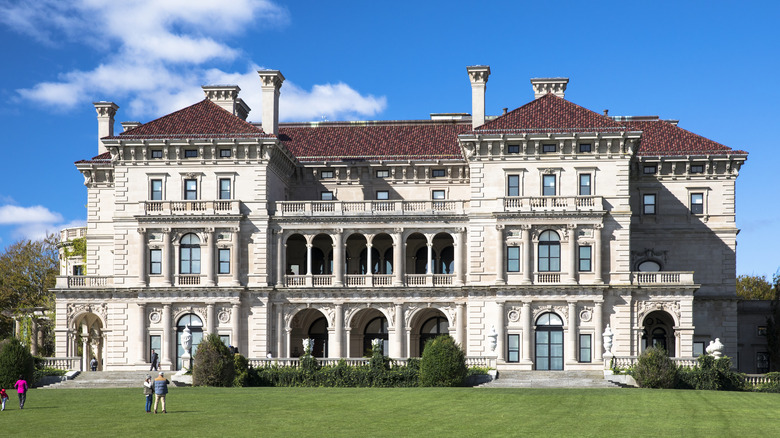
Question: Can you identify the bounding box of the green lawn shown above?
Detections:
[5,387,779,437]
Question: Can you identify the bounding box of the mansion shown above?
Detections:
[52,66,748,372]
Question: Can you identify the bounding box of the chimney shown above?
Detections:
[467,65,490,129]
[202,85,250,120]
[257,70,285,135]
[530,78,569,99]
[93,102,119,155]
[121,121,142,132]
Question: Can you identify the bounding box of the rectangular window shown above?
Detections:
[321,191,334,201]
[693,342,705,357]
[507,175,520,197]
[578,246,592,272]
[432,169,446,178]
[507,144,520,154]
[150,249,162,275]
[643,194,656,215]
[432,190,445,200]
[758,326,768,336]
[643,165,658,174]
[376,169,390,178]
[507,247,520,272]
[579,143,592,153]
[690,193,703,215]
[184,149,198,158]
[757,352,770,374]
[219,178,231,200]
[321,170,334,179]
[542,144,556,153]
[579,334,592,363]
[184,179,197,200]
[507,334,520,363]
[543,175,556,196]
[220,335,230,346]
[72,265,85,276]
[690,164,704,174]
[151,150,163,159]
[218,249,230,274]
[149,335,161,362]
[376,190,389,200]
[150,179,162,200]
[579,174,592,196]
[219,148,232,158]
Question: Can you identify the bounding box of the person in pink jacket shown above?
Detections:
[14,376,28,409]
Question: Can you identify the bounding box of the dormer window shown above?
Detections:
[643,165,658,174]
[432,169,446,178]
[578,143,592,153]
[151,150,163,159]
[321,170,334,179]
[542,144,556,153]
[219,149,232,158]
[184,149,198,158]
[507,144,520,154]
[690,164,704,174]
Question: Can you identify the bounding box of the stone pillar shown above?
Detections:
[138,228,148,286]
[455,303,466,349]
[206,304,215,336]
[172,239,180,286]
[521,226,532,284]
[567,301,578,364]
[205,228,216,286]
[495,225,506,285]
[276,231,285,286]
[231,228,240,286]
[285,328,292,359]
[305,241,313,287]
[136,303,146,364]
[426,242,433,275]
[454,230,465,285]
[81,335,89,372]
[366,242,373,276]
[496,302,506,361]
[161,304,172,369]
[593,224,603,283]
[162,229,172,286]
[594,301,604,361]
[276,304,285,357]
[521,301,532,364]
[333,230,343,287]
[231,302,241,351]
[30,318,38,356]
[393,230,404,286]
[390,303,404,358]
[333,304,344,357]
[567,224,577,284]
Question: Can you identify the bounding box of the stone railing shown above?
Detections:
[465,356,496,368]
[248,356,492,369]
[40,357,81,370]
[60,227,87,241]
[630,271,695,286]
[609,356,699,369]
[56,276,114,288]
[177,274,202,286]
[274,200,467,217]
[535,272,563,283]
[744,374,773,386]
[142,200,240,215]
[282,274,454,288]
[502,196,603,213]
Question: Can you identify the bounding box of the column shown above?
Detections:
[231,228,240,285]
[455,303,466,349]
[305,241,313,287]
[454,230,465,285]
[567,301,578,364]
[285,328,292,359]
[333,230,343,287]
[594,301,604,361]
[276,304,285,357]
[205,228,216,286]
[426,241,433,274]
[495,225,506,285]
[390,303,404,358]
[333,304,344,357]
[366,242,373,276]
[593,225,603,283]
[136,303,146,364]
[30,318,38,356]
[393,230,404,286]
[521,226,532,284]
[206,304,215,335]
[161,304,172,369]
[521,301,532,364]
[276,231,285,286]
[81,335,89,372]
[496,302,506,361]
[171,239,180,286]
[231,302,241,351]
[567,224,577,284]
[162,229,172,286]
[138,228,147,286]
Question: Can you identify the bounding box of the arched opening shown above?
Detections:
[180,233,201,275]
[406,233,429,274]
[285,234,306,275]
[72,313,104,371]
[642,310,675,356]
[432,233,454,274]
[363,316,389,356]
[408,308,450,357]
[419,316,450,355]
[289,308,327,358]
[538,230,560,272]
[347,308,387,357]
[535,312,564,370]
[176,313,203,370]
[311,234,333,275]
[308,317,328,358]
[345,234,368,274]
[373,233,394,275]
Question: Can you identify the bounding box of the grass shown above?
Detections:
[5,387,780,437]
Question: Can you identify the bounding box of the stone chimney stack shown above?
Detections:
[530,78,569,99]
[93,102,119,155]
[467,65,491,129]
[257,70,285,135]
[202,85,250,120]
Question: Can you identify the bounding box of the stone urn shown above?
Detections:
[711,338,724,359]
[602,324,614,355]
[488,325,498,353]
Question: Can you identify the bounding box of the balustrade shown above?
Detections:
[503,196,603,213]
[275,199,466,217]
[143,200,240,215]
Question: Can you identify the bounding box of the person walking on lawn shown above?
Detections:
[153,372,170,413]
[14,376,28,409]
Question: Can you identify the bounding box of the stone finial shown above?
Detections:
[93,101,119,155]
[530,78,569,99]
[467,65,491,129]
[257,70,285,135]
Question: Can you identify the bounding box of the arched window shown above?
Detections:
[535,312,564,370]
[363,317,388,356]
[180,234,201,274]
[652,328,667,350]
[308,317,328,358]
[176,313,203,370]
[419,316,449,355]
[538,231,560,272]
[638,260,662,272]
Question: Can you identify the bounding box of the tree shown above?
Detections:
[736,274,776,300]
[419,335,467,387]
[766,274,780,372]
[193,333,235,387]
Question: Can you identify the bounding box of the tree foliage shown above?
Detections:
[736,274,776,300]
[765,274,780,372]
[632,347,678,389]
[0,338,35,388]
[192,333,235,387]
[419,335,467,387]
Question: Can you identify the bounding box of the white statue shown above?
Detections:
[602,324,614,355]
[181,324,192,354]
[371,338,383,350]
[488,325,498,352]
[302,338,314,355]
[711,338,724,359]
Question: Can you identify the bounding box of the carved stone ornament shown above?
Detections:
[579,308,592,323]
[507,309,521,323]
[67,303,108,325]
[217,308,231,324]
[149,310,162,324]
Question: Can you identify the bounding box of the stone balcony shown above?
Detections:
[502,196,603,213]
[61,226,87,241]
[141,200,241,216]
[274,200,467,217]
[283,273,458,287]
[630,271,695,286]
[56,276,114,289]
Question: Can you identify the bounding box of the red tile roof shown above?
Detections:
[75,151,111,164]
[278,121,469,162]
[108,99,272,140]
[625,120,747,156]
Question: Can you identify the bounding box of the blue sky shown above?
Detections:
[0,1,777,279]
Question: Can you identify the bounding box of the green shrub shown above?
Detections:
[192,333,235,387]
[0,338,35,389]
[631,347,677,389]
[754,372,780,392]
[419,335,467,387]
[677,355,746,391]
[233,354,250,387]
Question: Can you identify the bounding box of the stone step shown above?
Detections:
[477,370,621,389]
[43,371,177,389]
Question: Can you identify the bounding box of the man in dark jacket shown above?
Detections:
[150,351,159,371]
[153,372,170,413]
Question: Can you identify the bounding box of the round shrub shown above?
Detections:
[0,338,35,389]
[233,353,250,387]
[193,333,235,387]
[632,347,678,389]
[419,335,467,387]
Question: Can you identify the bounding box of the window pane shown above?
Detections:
[691,193,703,214]
[508,334,520,363]
[507,247,520,272]
[432,190,445,200]
[579,246,592,272]
[151,180,162,200]
[508,175,519,197]
[643,194,656,214]
[543,175,556,196]
[219,249,230,274]
[579,174,591,196]
[580,334,592,362]
[185,180,197,200]
[219,179,231,200]
[376,191,389,200]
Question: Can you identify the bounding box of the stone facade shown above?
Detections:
[53,66,747,371]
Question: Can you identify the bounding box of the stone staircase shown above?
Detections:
[477,370,622,388]
[42,371,166,389]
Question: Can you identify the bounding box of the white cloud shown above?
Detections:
[0,205,63,225]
